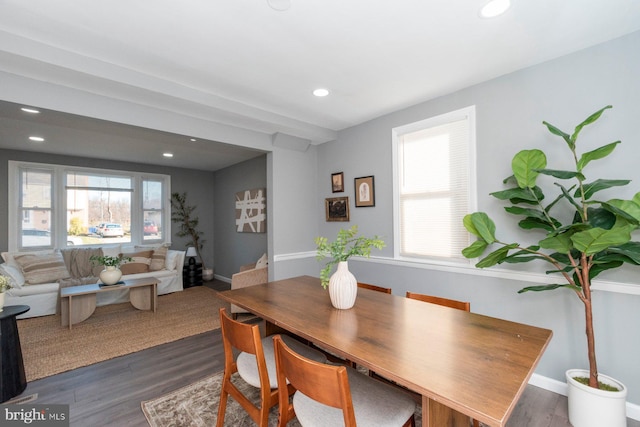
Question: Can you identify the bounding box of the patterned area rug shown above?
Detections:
[17,286,227,381]
[141,370,424,427]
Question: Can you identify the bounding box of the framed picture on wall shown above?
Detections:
[235,188,267,232]
[354,176,375,207]
[325,197,349,221]
[331,172,344,193]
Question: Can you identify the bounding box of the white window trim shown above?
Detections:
[391,105,477,265]
[8,161,171,251]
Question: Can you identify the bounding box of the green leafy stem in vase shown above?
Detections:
[315,225,385,288]
[89,255,133,268]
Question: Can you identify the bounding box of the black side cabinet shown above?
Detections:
[183,261,203,288]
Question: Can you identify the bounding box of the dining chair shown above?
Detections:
[273,335,416,427]
[405,292,480,427]
[405,291,470,311]
[357,282,392,294]
[216,308,327,427]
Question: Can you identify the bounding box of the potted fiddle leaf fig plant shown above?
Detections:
[462,105,639,427]
[315,225,385,309]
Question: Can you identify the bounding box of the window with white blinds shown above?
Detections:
[392,106,476,262]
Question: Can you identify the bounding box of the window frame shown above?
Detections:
[8,161,171,252]
[391,105,477,265]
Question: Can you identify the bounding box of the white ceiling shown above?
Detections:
[1,0,639,170]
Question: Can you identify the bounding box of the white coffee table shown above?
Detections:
[60,277,158,329]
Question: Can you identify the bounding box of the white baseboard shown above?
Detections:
[528,373,567,395]
[213,273,231,283]
[529,373,640,421]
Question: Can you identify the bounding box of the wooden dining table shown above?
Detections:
[217,275,553,427]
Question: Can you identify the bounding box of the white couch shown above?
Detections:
[1,245,185,319]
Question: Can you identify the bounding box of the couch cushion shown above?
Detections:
[0,263,26,289]
[13,250,71,285]
[121,269,175,280]
[2,250,54,267]
[7,281,59,297]
[119,250,153,275]
[135,245,168,271]
[256,253,268,269]
[165,250,180,270]
[151,246,168,271]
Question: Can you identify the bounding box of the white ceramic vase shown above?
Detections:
[0,291,5,312]
[566,369,627,427]
[100,266,123,285]
[328,261,357,309]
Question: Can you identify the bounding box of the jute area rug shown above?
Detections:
[17,286,226,382]
[141,371,424,427]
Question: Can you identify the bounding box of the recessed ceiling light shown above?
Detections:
[190,138,197,142]
[480,0,511,18]
[163,152,174,158]
[267,0,291,11]
[313,88,329,97]
[29,136,45,142]
[21,107,40,114]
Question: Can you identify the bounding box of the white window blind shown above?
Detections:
[393,106,475,262]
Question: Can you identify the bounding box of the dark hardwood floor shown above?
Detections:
[11,280,639,427]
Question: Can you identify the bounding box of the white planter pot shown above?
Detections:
[202,268,214,281]
[566,369,627,427]
[0,291,5,312]
[328,261,357,309]
[100,266,123,285]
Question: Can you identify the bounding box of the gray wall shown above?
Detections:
[307,31,640,404]
[0,149,216,267]
[213,155,267,279]
[268,145,322,280]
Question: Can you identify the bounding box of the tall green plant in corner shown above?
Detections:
[462,106,640,389]
[170,192,208,271]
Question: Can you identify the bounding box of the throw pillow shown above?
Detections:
[14,250,71,285]
[119,250,153,275]
[0,263,23,289]
[255,253,268,269]
[135,245,168,271]
[2,250,55,267]
[165,250,179,271]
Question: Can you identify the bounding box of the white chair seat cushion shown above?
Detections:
[293,366,416,427]
[237,334,327,389]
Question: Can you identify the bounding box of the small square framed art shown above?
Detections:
[325,197,349,221]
